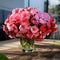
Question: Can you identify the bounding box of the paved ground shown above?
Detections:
[0,38,60,50]
[0,38,20,50]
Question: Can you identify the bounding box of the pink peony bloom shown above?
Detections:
[6,23,13,31]
[16,31,22,37]
[31,26,39,33]
[6,23,18,33]
[34,14,40,20]
[3,25,8,34]
[31,18,39,25]
[30,8,38,15]
[13,26,18,33]
[18,8,24,13]
[12,8,19,14]
[20,19,30,26]
[4,19,9,24]
[36,35,44,41]
[26,31,33,39]
[9,14,21,24]
[33,32,39,37]
[19,24,30,33]
[9,31,16,38]
[20,10,30,20]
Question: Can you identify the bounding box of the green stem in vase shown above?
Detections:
[20,36,34,50]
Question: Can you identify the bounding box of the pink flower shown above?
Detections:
[30,8,38,15]
[39,12,50,24]
[18,8,24,13]
[31,18,39,25]
[13,26,18,33]
[4,19,9,24]
[20,10,30,20]
[12,8,19,14]
[9,14,21,24]
[20,19,30,26]
[25,7,32,11]
[6,23,13,31]
[33,32,39,37]
[3,25,8,34]
[26,31,33,39]
[6,23,18,33]
[39,18,46,24]
[34,14,39,20]
[19,24,30,33]
[36,35,44,41]
[9,31,16,38]
[31,26,39,33]
[16,31,22,37]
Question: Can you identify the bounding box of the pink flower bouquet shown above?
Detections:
[3,7,57,41]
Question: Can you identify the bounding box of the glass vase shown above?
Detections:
[20,37,34,53]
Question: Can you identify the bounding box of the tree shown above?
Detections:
[56,4,60,23]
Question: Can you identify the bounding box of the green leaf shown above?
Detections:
[0,53,8,60]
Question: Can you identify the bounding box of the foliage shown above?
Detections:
[0,53,8,60]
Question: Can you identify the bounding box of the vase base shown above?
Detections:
[22,49,33,53]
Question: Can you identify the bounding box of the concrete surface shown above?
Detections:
[0,38,60,50]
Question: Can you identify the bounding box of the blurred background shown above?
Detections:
[0,0,60,41]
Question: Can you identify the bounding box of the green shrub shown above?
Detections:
[0,53,8,60]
